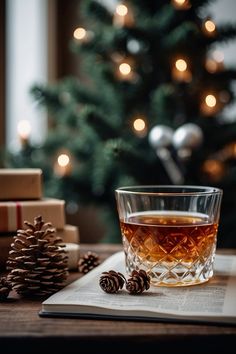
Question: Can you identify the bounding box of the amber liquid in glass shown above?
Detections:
[120,212,218,286]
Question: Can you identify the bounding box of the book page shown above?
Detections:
[42,251,236,323]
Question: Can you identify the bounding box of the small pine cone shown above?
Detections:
[6,215,68,297]
[0,277,12,301]
[99,270,126,294]
[78,251,100,274]
[126,269,150,295]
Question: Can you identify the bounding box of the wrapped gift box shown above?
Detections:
[57,224,80,244]
[0,168,42,200]
[0,198,65,232]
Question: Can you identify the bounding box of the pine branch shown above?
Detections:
[214,24,236,44]
[81,0,113,26]
[105,138,152,181]
[61,78,101,106]
[208,68,236,82]
[91,144,115,196]
[164,21,199,48]
[150,84,177,125]
[155,4,176,31]
[81,106,119,140]
[30,85,62,112]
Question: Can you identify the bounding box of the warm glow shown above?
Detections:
[174,0,186,4]
[17,120,31,139]
[202,159,225,182]
[133,118,146,132]
[119,62,131,75]
[205,94,217,107]
[204,20,216,33]
[73,27,86,40]
[206,51,224,73]
[116,4,128,16]
[175,59,187,72]
[57,154,70,167]
[171,0,190,9]
[205,59,218,73]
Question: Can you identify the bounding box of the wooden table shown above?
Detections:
[0,244,236,354]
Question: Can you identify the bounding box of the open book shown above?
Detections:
[39,251,236,325]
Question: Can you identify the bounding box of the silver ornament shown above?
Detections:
[148,125,174,149]
[172,123,203,150]
[149,125,184,184]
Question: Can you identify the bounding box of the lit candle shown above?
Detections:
[54,153,72,176]
[172,58,192,82]
[113,2,134,28]
[17,120,31,146]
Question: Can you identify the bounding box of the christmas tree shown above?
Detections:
[6,0,236,245]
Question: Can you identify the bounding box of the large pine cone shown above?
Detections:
[6,215,68,296]
[99,270,125,293]
[126,270,150,295]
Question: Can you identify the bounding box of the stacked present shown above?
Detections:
[0,168,80,270]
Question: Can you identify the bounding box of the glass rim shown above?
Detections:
[115,185,223,196]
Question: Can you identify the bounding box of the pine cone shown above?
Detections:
[0,277,12,301]
[126,269,150,295]
[78,251,100,274]
[6,215,69,297]
[99,270,126,294]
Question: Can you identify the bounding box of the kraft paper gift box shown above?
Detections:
[0,168,42,200]
[57,224,80,244]
[0,198,65,232]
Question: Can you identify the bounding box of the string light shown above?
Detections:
[203,19,216,37]
[172,58,192,82]
[174,0,186,5]
[171,0,191,10]
[58,154,70,167]
[73,27,93,43]
[175,59,187,72]
[200,93,219,116]
[133,116,147,137]
[54,152,72,176]
[113,2,134,27]
[204,20,216,33]
[73,27,87,40]
[113,54,136,81]
[133,118,145,131]
[116,4,128,16]
[119,62,131,76]
[205,94,217,107]
[17,120,31,146]
[116,59,137,81]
